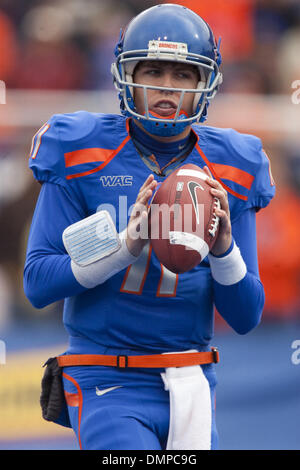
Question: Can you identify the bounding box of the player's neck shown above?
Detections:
[130,119,191,155]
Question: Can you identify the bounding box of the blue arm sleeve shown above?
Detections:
[212,208,265,334]
[24,182,88,308]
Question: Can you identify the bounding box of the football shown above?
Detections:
[149,164,220,273]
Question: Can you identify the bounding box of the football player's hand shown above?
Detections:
[203,166,232,256]
[126,174,157,257]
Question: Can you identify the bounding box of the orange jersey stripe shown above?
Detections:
[62,372,83,449]
[195,142,249,201]
[64,391,80,407]
[262,149,275,186]
[65,148,114,168]
[66,119,131,180]
[30,123,50,160]
[66,134,131,180]
[210,162,254,190]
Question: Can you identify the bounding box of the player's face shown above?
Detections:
[133,61,199,136]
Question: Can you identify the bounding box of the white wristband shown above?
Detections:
[208,242,247,286]
[71,229,138,288]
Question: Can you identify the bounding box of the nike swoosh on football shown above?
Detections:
[187,180,204,224]
[95,385,123,396]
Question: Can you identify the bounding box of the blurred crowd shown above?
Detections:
[1,0,300,93]
[0,0,299,331]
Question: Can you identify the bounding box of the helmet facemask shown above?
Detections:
[112,44,222,136]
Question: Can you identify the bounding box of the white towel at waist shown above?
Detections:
[160,350,212,450]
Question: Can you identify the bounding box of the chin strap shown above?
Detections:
[139,111,190,137]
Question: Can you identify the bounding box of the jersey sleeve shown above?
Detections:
[247,146,275,211]
[28,111,98,186]
[212,208,265,334]
[23,182,87,308]
[29,114,67,187]
[225,129,275,213]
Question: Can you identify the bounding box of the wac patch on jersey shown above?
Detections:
[100,175,133,187]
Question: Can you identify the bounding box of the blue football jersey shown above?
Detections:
[25,112,275,354]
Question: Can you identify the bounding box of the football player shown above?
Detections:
[24,4,275,450]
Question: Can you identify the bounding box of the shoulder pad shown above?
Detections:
[225,128,275,210]
[195,126,275,211]
[28,111,98,186]
[52,110,97,142]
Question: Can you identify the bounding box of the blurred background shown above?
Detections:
[0,0,299,450]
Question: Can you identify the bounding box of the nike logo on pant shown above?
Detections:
[95,385,123,396]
